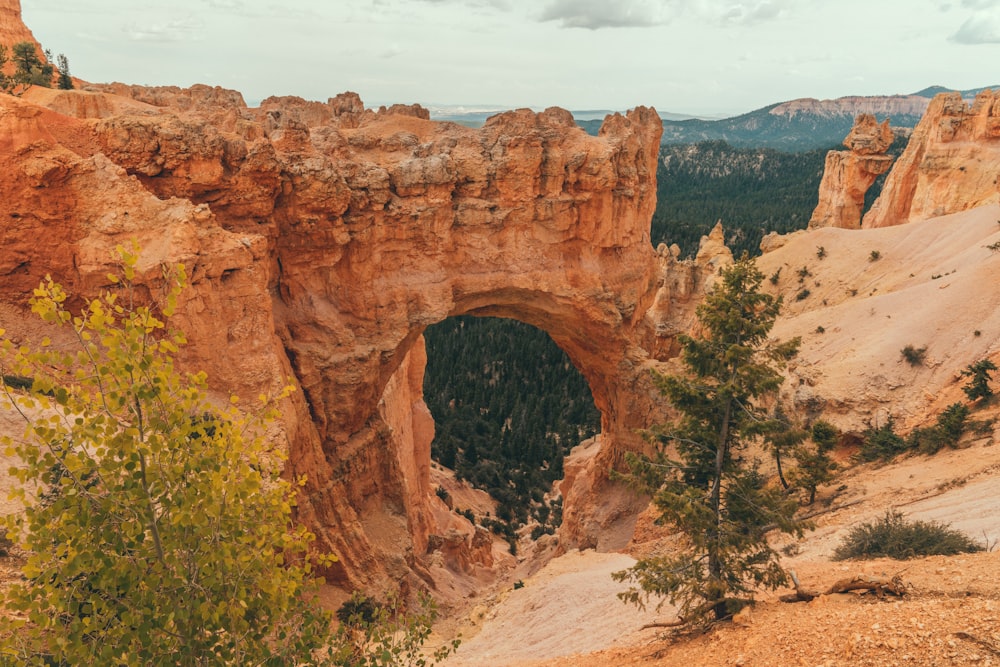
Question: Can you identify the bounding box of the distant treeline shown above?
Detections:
[423,316,599,536]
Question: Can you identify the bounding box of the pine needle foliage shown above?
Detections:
[614,255,804,626]
[961,359,997,402]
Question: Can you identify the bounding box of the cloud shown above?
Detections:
[950,13,1000,42]
[412,0,512,9]
[537,0,797,30]
[379,43,405,58]
[539,0,667,29]
[718,1,788,25]
[961,0,1000,8]
[204,0,245,8]
[124,17,204,42]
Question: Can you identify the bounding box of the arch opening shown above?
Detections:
[422,315,601,550]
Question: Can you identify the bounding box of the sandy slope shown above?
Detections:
[440,429,1000,667]
[758,203,1000,432]
[440,204,1000,667]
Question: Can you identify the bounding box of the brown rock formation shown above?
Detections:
[863,89,1000,227]
[0,76,731,591]
[808,114,894,230]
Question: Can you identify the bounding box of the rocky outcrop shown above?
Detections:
[808,114,894,230]
[0,77,733,591]
[863,90,1000,228]
[0,0,41,64]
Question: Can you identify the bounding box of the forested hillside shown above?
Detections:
[652,141,829,256]
[423,316,600,543]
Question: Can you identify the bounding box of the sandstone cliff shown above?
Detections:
[808,114,894,230]
[863,89,1000,227]
[0,0,40,57]
[1,73,740,591]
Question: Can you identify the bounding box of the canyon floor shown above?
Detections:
[438,425,1000,667]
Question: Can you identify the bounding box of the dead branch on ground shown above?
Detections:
[954,632,1000,657]
[780,569,907,603]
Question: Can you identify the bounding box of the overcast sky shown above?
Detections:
[20,0,1000,116]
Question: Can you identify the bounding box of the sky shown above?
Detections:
[19,0,1000,117]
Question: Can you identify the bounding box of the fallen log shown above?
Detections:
[825,573,907,597]
[780,570,906,603]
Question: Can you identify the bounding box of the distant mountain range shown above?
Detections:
[651,85,998,151]
[426,106,713,128]
[575,85,996,152]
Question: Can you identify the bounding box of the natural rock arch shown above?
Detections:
[0,85,729,589]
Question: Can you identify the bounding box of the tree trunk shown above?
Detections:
[709,397,733,621]
[775,449,789,489]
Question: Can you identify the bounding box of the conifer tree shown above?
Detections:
[56,53,73,90]
[614,255,804,626]
[11,42,53,89]
[790,420,839,505]
[961,358,997,402]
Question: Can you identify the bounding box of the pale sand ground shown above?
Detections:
[441,428,1000,667]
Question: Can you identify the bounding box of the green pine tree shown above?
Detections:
[614,255,804,626]
[11,42,53,90]
[961,358,997,402]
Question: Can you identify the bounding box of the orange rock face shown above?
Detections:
[0,79,735,589]
[808,114,894,230]
[0,0,47,84]
[0,0,41,57]
[863,90,1000,228]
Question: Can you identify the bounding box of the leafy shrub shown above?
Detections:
[900,344,927,366]
[333,592,459,667]
[795,288,811,301]
[869,250,882,261]
[833,510,984,560]
[0,251,337,665]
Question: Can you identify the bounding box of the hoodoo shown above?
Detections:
[808,113,895,230]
